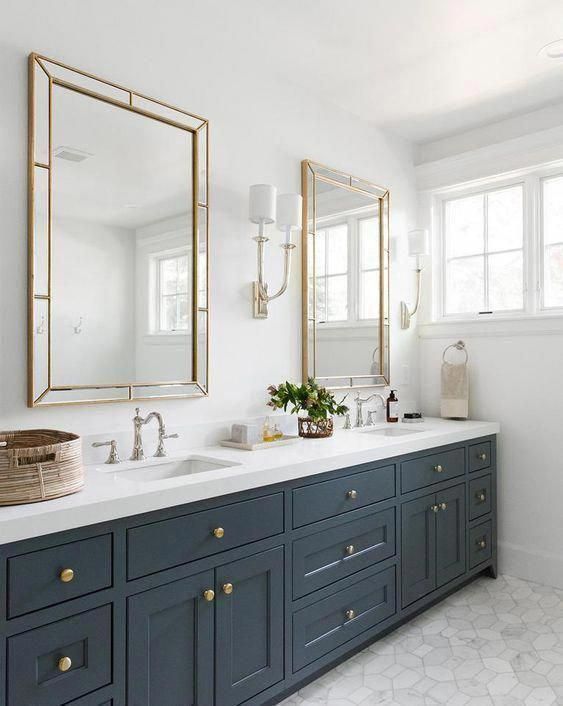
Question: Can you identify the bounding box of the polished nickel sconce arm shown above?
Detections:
[253,237,296,317]
[400,266,422,329]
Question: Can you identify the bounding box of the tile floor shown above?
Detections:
[281,574,563,705]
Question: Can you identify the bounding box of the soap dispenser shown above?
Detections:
[386,390,399,423]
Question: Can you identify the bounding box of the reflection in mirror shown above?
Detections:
[302,161,390,389]
[29,54,209,405]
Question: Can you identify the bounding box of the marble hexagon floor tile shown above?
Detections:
[280,575,563,706]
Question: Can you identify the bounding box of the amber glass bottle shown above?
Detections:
[386,390,399,423]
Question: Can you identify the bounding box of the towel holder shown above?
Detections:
[442,340,468,364]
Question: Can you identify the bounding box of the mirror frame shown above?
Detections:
[301,160,390,390]
[27,53,209,406]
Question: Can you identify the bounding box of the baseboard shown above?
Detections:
[499,540,563,589]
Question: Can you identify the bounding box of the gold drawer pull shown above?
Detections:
[344,544,355,556]
[213,527,225,539]
[439,502,447,511]
[476,538,487,550]
[346,489,358,500]
[478,452,487,462]
[430,504,439,513]
[222,582,234,595]
[58,656,72,672]
[203,589,215,602]
[345,609,355,620]
[476,491,487,503]
[433,464,444,473]
[59,568,74,583]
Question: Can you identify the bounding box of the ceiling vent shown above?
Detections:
[54,146,93,163]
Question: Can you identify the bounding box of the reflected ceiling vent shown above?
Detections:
[54,146,93,163]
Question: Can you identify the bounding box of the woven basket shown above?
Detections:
[298,417,334,439]
[0,430,83,506]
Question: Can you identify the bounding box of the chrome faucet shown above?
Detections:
[354,392,386,428]
[130,408,179,461]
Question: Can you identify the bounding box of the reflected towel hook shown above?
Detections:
[36,315,46,335]
[442,340,468,364]
[73,317,83,334]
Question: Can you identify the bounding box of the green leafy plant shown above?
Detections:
[267,378,348,421]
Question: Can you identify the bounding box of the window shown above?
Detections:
[541,176,563,309]
[358,216,380,320]
[442,184,524,316]
[157,254,189,332]
[315,223,349,323]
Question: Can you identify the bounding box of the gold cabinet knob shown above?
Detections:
[59,568,74,583]
[58,656,72,672]
[478,452,487,462]
[477,491,486,503]
[222,582,234,595]
[212,527,225,539]
[430,504,440,513]
[344,544,355,556]
[440,502,447,511]
[433,464,444,473]
[202,589,215,602]
[346,489,358,500]
[345,609,355,620]
[477,539,487,550]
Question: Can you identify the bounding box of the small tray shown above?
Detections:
[219,435,302,451]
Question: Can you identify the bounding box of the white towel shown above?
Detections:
[440,361,469,419]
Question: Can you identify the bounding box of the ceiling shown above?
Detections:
[239,0,563,144]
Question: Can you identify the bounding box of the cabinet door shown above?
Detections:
[436,484,466,587]
[216,547,284,706]
[128,570,214,706]
[401,493,436,607]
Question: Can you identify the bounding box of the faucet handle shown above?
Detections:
[92,439,121,464]
[154,431,180,458]
[366,410,377,426]
[343,413,352,430]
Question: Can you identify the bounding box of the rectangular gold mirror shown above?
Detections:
[302,160,390,389]
[28,54,209,406]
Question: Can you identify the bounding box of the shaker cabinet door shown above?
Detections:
[215,547,284,706]
[127,570,214,706]
[401,493,436,607]
[436,484,466,588]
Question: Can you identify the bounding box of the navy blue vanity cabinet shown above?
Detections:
[0,435,496,706]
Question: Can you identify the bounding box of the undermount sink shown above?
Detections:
[360,426,426,437]
[107,456,241,483]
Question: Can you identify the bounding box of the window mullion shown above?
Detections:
[483,193,489,311]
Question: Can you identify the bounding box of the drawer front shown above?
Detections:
[469,475,492,520]
[7,605,112,706]
[292,565,396,671]
[66,692,112,706]
[293,507,395,598]
[8,534,112,618]
[292,464,395,528]
[469,441,492,473]
[127,493,284,579]
[401,448,465,494]
[469,520,492,569]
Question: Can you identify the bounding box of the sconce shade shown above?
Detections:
[277,193,303,231]
[249,184,277,224]
[408,229,429,257]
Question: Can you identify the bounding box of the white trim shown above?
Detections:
[418,315,563,340]
[499,540,563,590]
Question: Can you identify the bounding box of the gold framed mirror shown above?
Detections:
[302,160,390,389]
[28,53,209,406]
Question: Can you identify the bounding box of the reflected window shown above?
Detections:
[359,216,380,320]
[542,176,563,309]
[315,223,349,322]
[157,253,189,332]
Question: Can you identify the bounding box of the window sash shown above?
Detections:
[156,253,190,332]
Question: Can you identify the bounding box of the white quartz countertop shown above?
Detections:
[0,418,499,545]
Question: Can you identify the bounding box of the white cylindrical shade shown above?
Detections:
[408,229,428,256]
[277,193,303,231]
[249,184,277,224]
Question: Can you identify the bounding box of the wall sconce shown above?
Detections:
[250,184,302,318]
[400,229,428,329]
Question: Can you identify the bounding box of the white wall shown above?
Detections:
[416,119,563,589]
[0,1,419,437]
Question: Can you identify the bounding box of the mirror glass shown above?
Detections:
[29,55,208,405]
[302,161,390,389]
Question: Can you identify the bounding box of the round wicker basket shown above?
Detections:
[297,417,334,439]
[0,430,83,506]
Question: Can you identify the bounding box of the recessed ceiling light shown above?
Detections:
[539,39,563,59]
[124,204,140,209]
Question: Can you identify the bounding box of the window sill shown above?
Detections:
[418,313,563,339]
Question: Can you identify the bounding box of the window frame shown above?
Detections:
[155,251,191,334]
[431,163,563,324]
